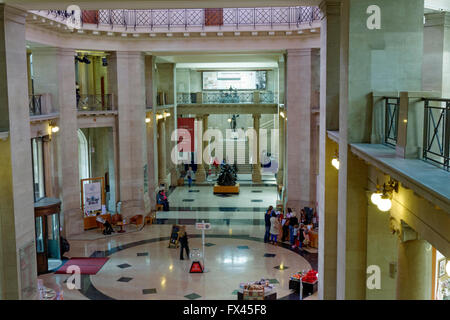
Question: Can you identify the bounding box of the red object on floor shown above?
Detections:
[189,261,204,273]
[55,257,109,275]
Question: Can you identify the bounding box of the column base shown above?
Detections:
[196,164,206,183]
[252,165,262,183]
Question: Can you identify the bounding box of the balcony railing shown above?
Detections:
[77,94,114,111]
[42,7,322,31]
[384,97,399,147]
[423,98,449,171]
[29,95,42,116]
[177,91,276,104]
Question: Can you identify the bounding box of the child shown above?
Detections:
[269,212,280,245]
[187,166,194,188]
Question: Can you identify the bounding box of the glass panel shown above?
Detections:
[47,213,61,260]
[203,71,266,90]
[35,216,44,253]
[32,138,45,202]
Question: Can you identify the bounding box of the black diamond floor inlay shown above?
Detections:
[185,293,201,300]
[137,252,149,257]
[188,190,200,193]
[117,277,133,282]
[251,190,263,193]
[237,245,249,250]
[251,199,263,202]
[264,253,276,258]
[117,263,132,269]
[204,243,216,247]
[183,199,195,202]
[142,288,157,295]
[274,265,289,270]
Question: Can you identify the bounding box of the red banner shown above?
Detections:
[177,118,195,152]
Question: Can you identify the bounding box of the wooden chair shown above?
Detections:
[156,204,164,211]
[111,213,123,226]
[129,215,143,229]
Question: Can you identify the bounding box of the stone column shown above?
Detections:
[195,115,207,182]
[252,113,262,183]
[276,112,285,186]
[145,55,158,207]
[423,12,450,98]
[286,48,320,210]
[57,48,83,237]
[157,116,167,186]
[110,51,147,219]
[318,0,341,300]
[0,5,37,299]
[336,0,424,300]
[396,223,432,300]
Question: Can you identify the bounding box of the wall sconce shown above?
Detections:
[280,111,285,118]
[331,151,339,170]
[228,118,232,123]
[372,180,398,212]
[50,122,59,133]
[145,118,151,123]
[156,114,163,120]
[164,112,171,118]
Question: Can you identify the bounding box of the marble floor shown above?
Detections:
[39,185,318,300]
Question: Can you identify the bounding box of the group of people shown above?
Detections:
[157,189,170,211]
[264,206,316,249]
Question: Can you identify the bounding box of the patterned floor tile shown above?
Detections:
[264,253,276,258]
[184,293,201,300]
[274,265,289,270]
[237,246,249,249]
[142,288,157,295]
[251,199,263,202]
[137,252,149,257]
[117,263,132,269]
[204,243,216,247]
[117,277,133,282]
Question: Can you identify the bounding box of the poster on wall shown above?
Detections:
[84,182,102,212]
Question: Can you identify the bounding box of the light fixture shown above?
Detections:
[375,180,398,212]
[156,114,163,120]
[50,122,59,133]
[145,118,151,123]
[228,118,232,123]
[331,151,339,170]
[280,111,285,118]
[164,112,171,118]
[371,185,382,205]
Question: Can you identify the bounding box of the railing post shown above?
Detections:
[423,99,429,160]
[168,9,170,30]
[270,7,273,29]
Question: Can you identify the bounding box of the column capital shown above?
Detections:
[319,1,341,17]
[0,4,27,25]
[424,12,450,27]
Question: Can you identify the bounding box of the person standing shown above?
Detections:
[264,206,274,243]
[281,210,290,242]
[269,212,281,245]
[187,166,194,188]
[288,208,299,248]
[179,226,190,260]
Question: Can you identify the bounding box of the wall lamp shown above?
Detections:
[164,112,171,118]
[145,118,151,123]
[331,151,339,170]
[371,180,398,212]
[280,111,285,119]
[156,114,164,120]
[50,122,59,133]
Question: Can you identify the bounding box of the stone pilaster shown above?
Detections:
[195,114,208,183]
[252,113,262,183]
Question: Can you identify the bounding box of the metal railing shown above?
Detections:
[423,98,449,171]
[42,7,321,31]
[177,91,275,104]
[77,94,114,111]
[29,95,42,116]
[384,97,399,147]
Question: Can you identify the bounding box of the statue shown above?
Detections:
[217,164,237,186]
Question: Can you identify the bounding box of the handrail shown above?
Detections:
[39,7,322,31]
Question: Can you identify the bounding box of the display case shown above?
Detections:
[34,198,62,274]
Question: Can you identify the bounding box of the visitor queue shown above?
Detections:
[264,206,316,249]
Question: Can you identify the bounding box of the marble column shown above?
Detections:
[286,48,320,211]
[423,12,450,98]
[110,51,148,219]
[157,116,167,186]
[396,224,432,300]
[195,115,207,182]
[252,113,262,183]
[336,0,424,300]
[145,55,159,207]
[318,0,341,300]
[276,113,285,186]
[0,5,37,299]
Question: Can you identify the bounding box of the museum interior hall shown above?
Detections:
[0,0,449,301]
